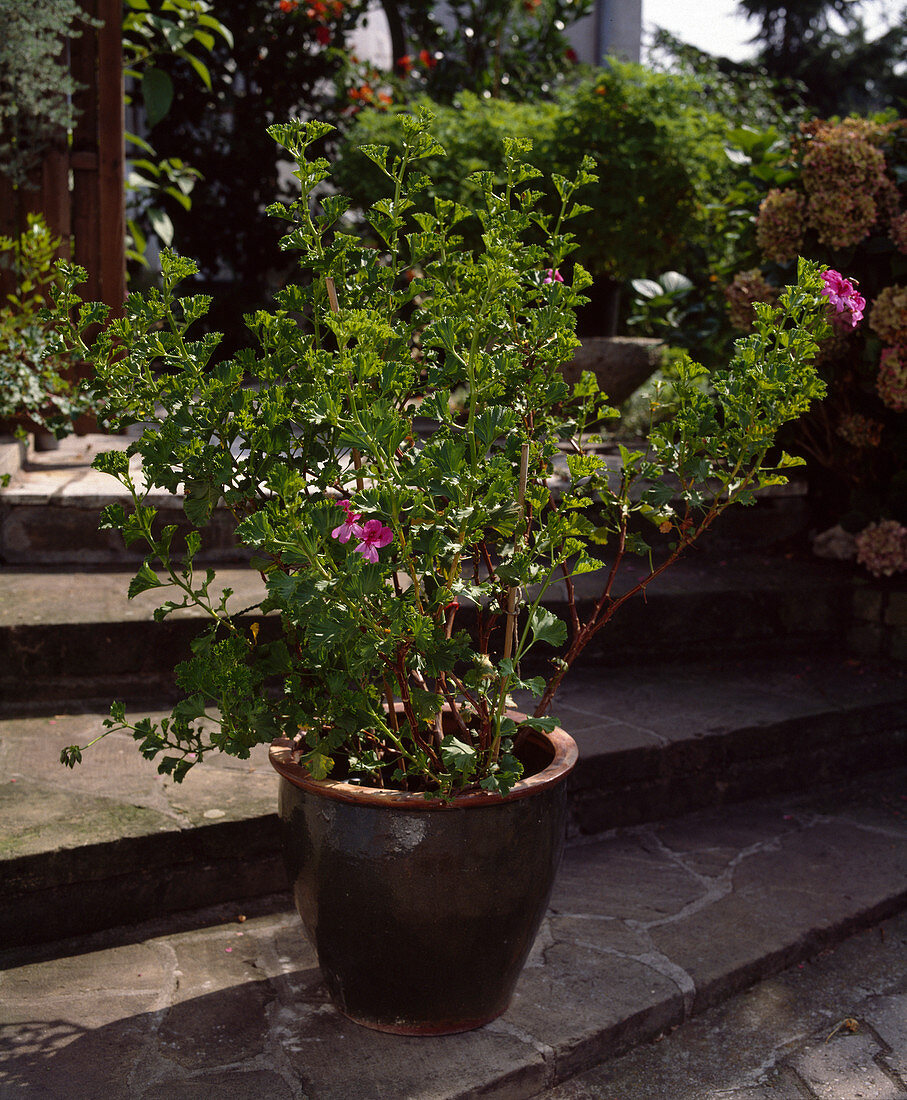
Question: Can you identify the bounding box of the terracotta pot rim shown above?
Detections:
[268,711,578,810]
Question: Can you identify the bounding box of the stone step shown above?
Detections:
[0,433,243,567]
[0,433,27,484]
[3,652,906,949]
[2,768,906,1099]
[0,553,857,712]
[0,433,811,566]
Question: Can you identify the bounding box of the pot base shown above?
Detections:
[337,1005,508,1036]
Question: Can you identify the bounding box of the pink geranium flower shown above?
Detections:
[331,500,363,543]
[821,269,866,328]
[543,268,564,284]
[353,519,394,563]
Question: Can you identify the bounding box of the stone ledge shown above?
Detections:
[2,770,906,1099]
[3,652,907,948]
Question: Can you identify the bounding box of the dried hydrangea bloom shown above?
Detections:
[836,412,884,449]
[877,176,902,224]
[890,211,907,255]
[755,189,805,265]
[800,120,891,249]
[877,346,907,412]
[869,285,907,346]
[855,519,907,578]
[724,269,779,331]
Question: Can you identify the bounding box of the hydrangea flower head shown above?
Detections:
[877,347,907,412]
[855,520,907,578]
[800,120,890,249]
[890,211,907,255]
[836,412,883,449]
[869,285,907,346]
[755,189,805,265]
[725,269,778,332]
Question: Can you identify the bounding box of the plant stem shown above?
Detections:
[503,441,530,660]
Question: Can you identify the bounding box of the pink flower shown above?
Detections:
[353,519,394,563]
[331,500,363,543]
[821,269,865,328]
[855,520,907,578]
[543,269,563,284]
[756,188,805,265]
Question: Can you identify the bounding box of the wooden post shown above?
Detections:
[71,0,125,311]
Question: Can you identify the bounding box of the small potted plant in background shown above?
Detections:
[51,110,844,1033]
[0,214,93,457]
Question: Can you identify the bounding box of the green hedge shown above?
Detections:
[333,62,733,284]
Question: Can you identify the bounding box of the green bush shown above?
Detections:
[0,215,93,441]
[334,64,733,287]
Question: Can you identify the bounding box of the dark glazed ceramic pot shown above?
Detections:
[268,718,578,1035]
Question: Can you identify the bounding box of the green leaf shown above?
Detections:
[631,278,662,300]
[528,606,567,648]
[440,735,477,780]
[141,68,174,129]
[304,751,333,780]
[128,561,163,599]
[99,502,127,531]
[177,49,212,90]
[92,450,130,478]
[60,746,83,767]
[148,207,174,246]
[184,480,218,526]
[519,715,558,733]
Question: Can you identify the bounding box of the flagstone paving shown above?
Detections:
[3,431,907,1096]
[2,767,906,1099]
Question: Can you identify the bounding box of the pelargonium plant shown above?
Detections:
[51,112,834,797]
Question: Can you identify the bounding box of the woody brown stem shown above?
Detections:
[503,442,530,661]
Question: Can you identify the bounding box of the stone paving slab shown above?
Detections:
[0,433,243,565]
[542,913,907,1099]
[0,436,27,483]
[2,770,907,1099]
[0,554,858,711]
[3,653,907,947]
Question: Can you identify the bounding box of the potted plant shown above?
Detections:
[0,214,94,450]
[51,110,843,1033]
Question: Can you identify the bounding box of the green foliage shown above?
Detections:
[387,0,592,102]
[646,28,808,132]
[122,0,233,269]
[141,0,374,315]
[49,112,832,796]
[0,0,96,187]
[0,215,94,439]
[737,0,907,116]
[549,65,734,282]
[334,64,734,285]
